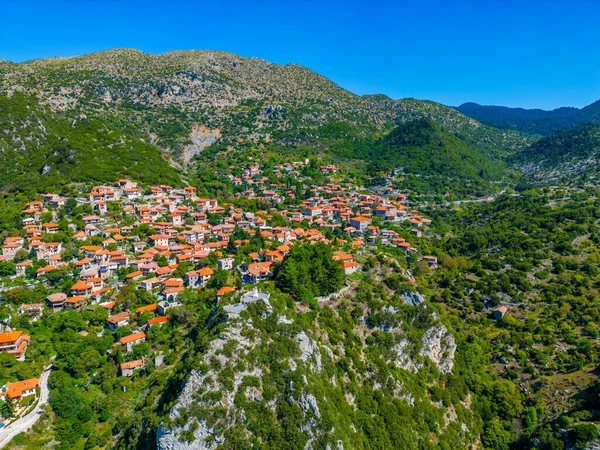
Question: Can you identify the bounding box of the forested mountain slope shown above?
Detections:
[511,123,600,188]
[0,92,181,192]
[0,49,528,188]
[456,100,600,136]
[364,118,507,194]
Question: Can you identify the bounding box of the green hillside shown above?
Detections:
[0,92,182,192]
[511,123,600,188]
[0,49,529,172]
[456,100,600,136]
[364,119,508,194]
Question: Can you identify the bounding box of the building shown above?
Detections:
[245,262,272,285]
[349,216,372,233]
[18,303,44,318]
[218,257,235,271]
[1,378,39,400]
[157,300,180,315]
[333,254,359,275]
[492,306,508,320]
[421,256,438,269]
[0,331,30,358]
[46,293,67,311]
[146,316,169,330]
[216,286,236,300]
[119,359,144,377]
[119,332,146,354]
[1,243,21,261]
[107,311,130,332]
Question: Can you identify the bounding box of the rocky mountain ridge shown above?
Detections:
[156,285,464,450]
[0,48,528,171]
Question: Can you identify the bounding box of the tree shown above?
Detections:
[227,236,238,255]
[481,420,512,450]
[275,242,344,301]
[571,423,598,449]
[0,398,14,418]
[139,311,152,326]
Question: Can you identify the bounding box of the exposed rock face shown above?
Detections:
[421,325,456,374]
[156,323,260,449]
[391,324,456,374]
[182,124,221,165]
[295,331,322,372]
[402,290,425,306]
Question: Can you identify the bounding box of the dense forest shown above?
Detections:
[456,101,600,136]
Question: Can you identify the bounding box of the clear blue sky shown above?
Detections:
[2,0,599,109]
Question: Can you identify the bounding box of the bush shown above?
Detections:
[571,423,598,449]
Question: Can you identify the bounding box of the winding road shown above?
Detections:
[0,362,52,448]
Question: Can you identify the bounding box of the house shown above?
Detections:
[304,206,322,218]
[197,267,214,285]
[70,280,93,297]
[46,293,67,311]
[333,254,359,275]
[421,256,438,269]
[186,268,213,287]
[216,286,236,300]
[36,242,62,260]
[149,235,170,248]
[65,296,86,309]
[107,311,130,332]
[1,378,39,400]
[135,303,158,314]
[158,300,180,315]
[218,257,235,271]
[138,277,163,291]
[159,286,184,301]
[15,260,32,277]
[18,303,44,318]
[245,262,272,285]
[185,270,199,287]
[125,270,143,281]
[167,214,183,227]
[349,216,372,233]
[146,315,169,330]
[119,359,144,377]
[1,243,21,261]
[119,332,146,354]
[492,306,508,320]
[0,331,30,358]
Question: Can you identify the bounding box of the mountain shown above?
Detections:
[0,91,182,193]
[511,122,600,188]
[364,118,508,195]
[456,100,600,136]
[0,49,529,190]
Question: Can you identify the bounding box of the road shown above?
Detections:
[0,362,52,448]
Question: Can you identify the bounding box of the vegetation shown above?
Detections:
[456,100,600,136]
[275,241,345,304]
[0,93,181,193]
[512,123,600,188]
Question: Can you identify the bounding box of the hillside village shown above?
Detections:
[0,158,436,425]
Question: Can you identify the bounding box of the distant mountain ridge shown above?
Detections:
[456,100,600,136]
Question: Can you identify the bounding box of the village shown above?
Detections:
[0,159,441,423]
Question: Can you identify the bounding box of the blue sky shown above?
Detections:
[1,0,599,109]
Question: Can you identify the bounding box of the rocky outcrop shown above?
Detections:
[391,324,456,374]
[182,124,221,165]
